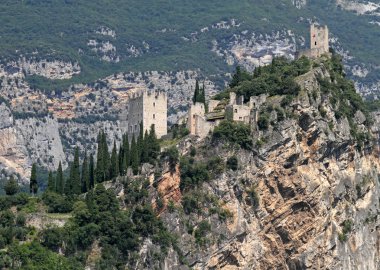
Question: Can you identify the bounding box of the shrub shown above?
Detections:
[212,120,252,150]
[42,192,73,213]
[226,156,238,171]
[257,113,270,130]
[194,221,211,246]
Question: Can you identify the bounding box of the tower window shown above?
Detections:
[153,114,155,119]
[315,41,317,46]
[153,102,156,107]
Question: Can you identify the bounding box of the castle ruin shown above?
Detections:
[187,92,267,139]
[120,90,167,139]
[297,24,330,59]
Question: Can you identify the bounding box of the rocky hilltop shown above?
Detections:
[133,56,379,269]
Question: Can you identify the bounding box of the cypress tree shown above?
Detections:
[141,130,149,163]
[81,152,89,193]
[65,164,73,195]
[71,147,81,195]
[30,163,38,195]
[130,135,139,175]
[101,132,110,181]
[123,135,130,174]
[229,66,242,88]
[56,161,64,194]
[137,122,144,163]
[95,131,105,183]
[110,141,118,179]
[89,154,95,189]
[118,137,124,176]
[47,171,55,192]
[148,124,160,162]
[192,80,200,104]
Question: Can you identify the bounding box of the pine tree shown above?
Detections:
[130,135,139,175]
[81,152,89,193]
[47,171,55,192]
[110,141,118,179]
[30,163,38,195]
[56,161,64,194]
[4,176,18,196]
[71,147,81,195]
[89,154,95,189]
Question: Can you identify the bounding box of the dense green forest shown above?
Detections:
[0,0,380,91]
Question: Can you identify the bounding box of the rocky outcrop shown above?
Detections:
[19,58,81,79]
[154,66,380,269]
[0,103,66,182]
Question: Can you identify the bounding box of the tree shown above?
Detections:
[56,162,64,194]
[130,135,139,175]
[192,80,200,104]
[118,137,124,176]
[4,176,18,196]
[123,135,130,173]
[47,171,55,192]
[146,125,160,162]
[89,154,95,189]
[95,131,110,183]
[137,122,144,164]
[71,147,81,195]
[81,152,89,193]
[230,66,242,88]
[141,130,149,163]
[30,163,38,195]
[109,141,119,179]
[101,132,110,180]
[95,131,104,183]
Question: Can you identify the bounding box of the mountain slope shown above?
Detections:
[0,0,380,95]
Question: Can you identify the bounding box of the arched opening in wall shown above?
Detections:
[153,114,155,119]
[153,102,156,107]
[315,41,317,46]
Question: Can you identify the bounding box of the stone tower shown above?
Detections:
[120,90,167,139]
[310,24,329,56]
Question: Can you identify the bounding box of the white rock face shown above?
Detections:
[0,103,67,182]
[19,58,81,80]
[212,30,296,72]
[291,0,307,9]
[336,0,380,15]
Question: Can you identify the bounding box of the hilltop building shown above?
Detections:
[187,92,267,139]
[120,90,167,139]
[297,24,331,59]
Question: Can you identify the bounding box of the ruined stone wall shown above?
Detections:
[124,92,144,138]
[142,91,167,138]
[188,102,206,135]
[231,104,251,124]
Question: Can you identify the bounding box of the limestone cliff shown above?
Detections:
[149,64,380,270]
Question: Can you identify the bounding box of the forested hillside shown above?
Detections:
[1,0,380,93]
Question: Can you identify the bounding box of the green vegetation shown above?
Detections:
[338,219,353,242]
[226,156,238,171]
[318,55,372,148]
[212,120,252,150]
[4,176,18,196]
[0,0,378,92]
